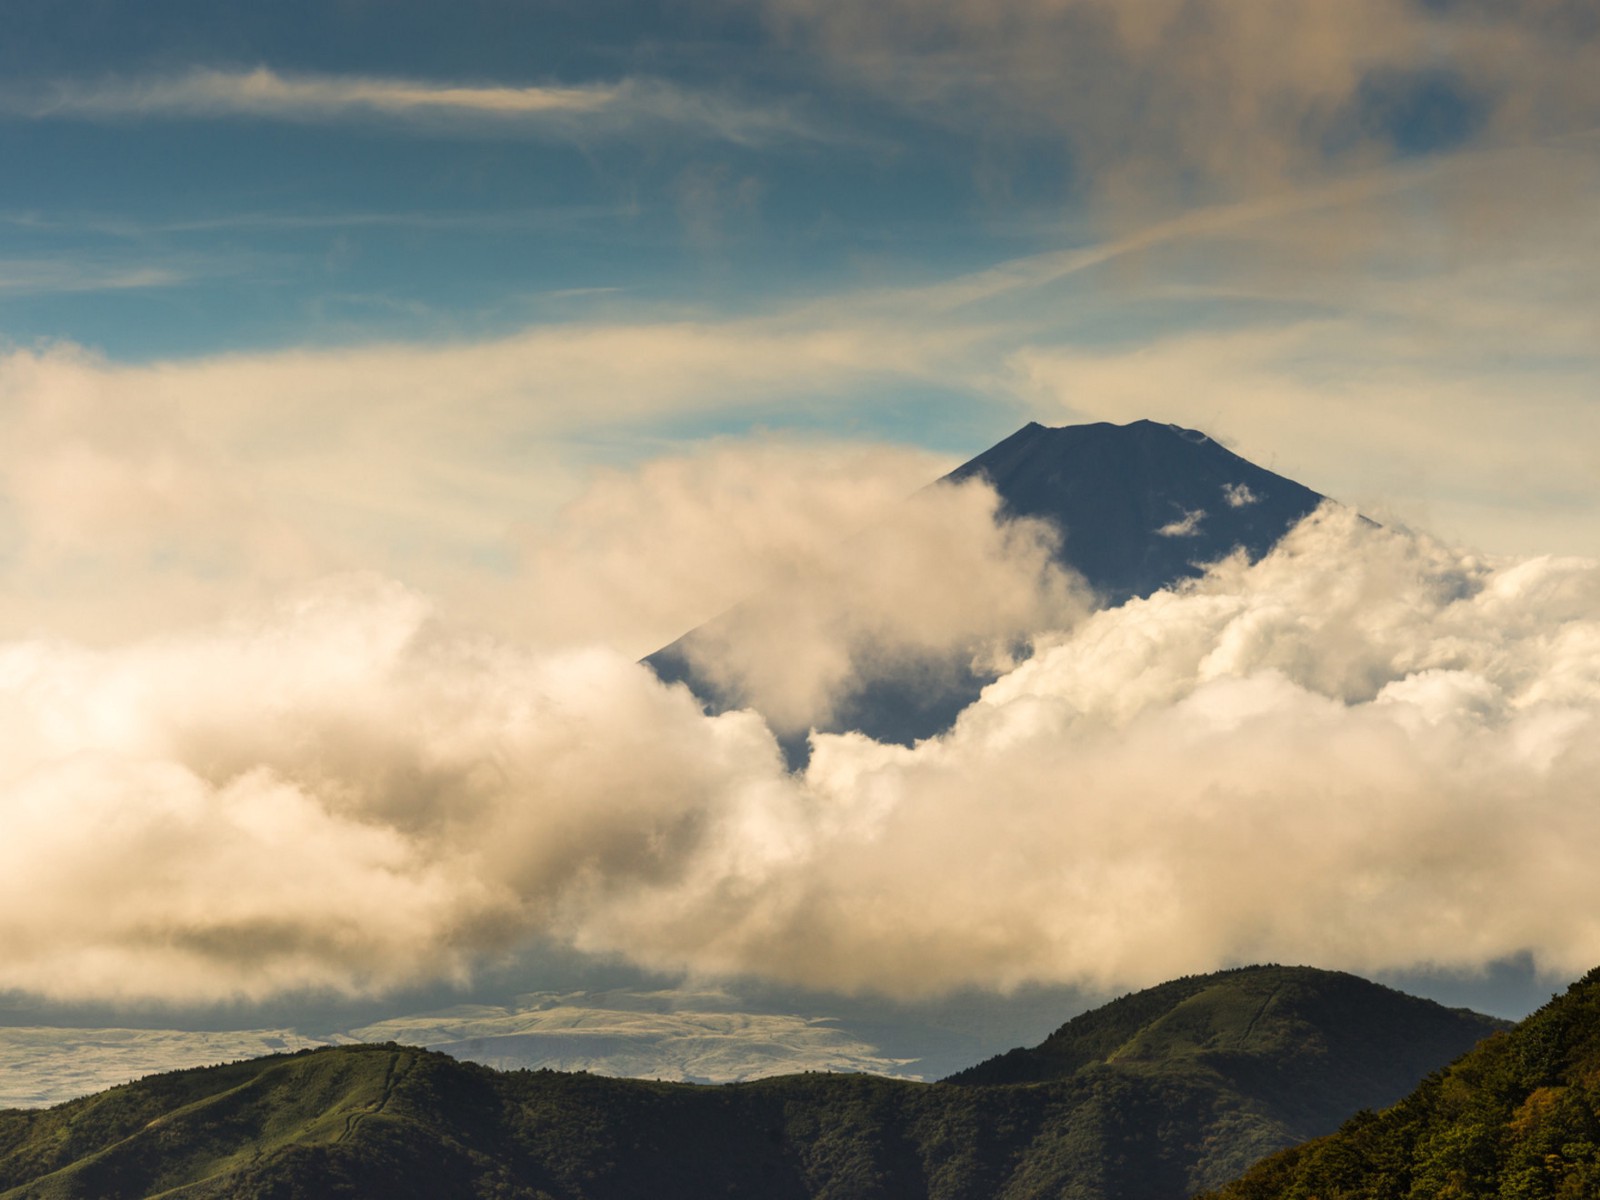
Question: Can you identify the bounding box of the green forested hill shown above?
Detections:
[0,966,1503,1200]
[1204,967,1600,1200]
[951,966,1503,1140]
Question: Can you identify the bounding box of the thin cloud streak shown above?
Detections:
[0,259,191,295]
[855,138,1578,320]
[15,67,828,146]
[0,206,634,238]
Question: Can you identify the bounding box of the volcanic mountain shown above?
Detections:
[938,419,1326,602]
[648,419,1327,757]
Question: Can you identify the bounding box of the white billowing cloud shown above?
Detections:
[0,334,970,645]
[673,477,1090,731]
[1,505,1597,1004]
[0,574,784,1002]
[0,464,1069,1003]
[17,67,822,146]
[571,508,1600,995]
[1222,483,1258,509]
[516,437,955,656]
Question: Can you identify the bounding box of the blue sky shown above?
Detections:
[0,1,1598,1038]
[2,0,1028,358]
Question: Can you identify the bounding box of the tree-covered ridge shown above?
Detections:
[0,1048,1204,1200]
[0,966,1505,1200]
[952,966,1503,1129]
[1205,967,1600,1200]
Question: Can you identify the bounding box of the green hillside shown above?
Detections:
[952,966,1502,1142]
[1203,966,1600,1200]
[0,967,1503,1200]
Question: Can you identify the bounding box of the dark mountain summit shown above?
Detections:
[0,966,1501,1200]
[944,420,1324,604]
[648,420,1328,759]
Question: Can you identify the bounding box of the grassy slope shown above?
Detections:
[0,966,1506,1200]
[1204,967,1600,1200]
[0,1047,415,1198]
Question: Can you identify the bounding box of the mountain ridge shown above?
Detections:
[938,419,1325,604]
[0,965,1504,1200]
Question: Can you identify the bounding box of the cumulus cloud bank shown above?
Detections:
[0,342,962,647]
[0,575,779,1002]
[670,477,1089,732]
[516,437,956,657]
[0,504,1596,1004]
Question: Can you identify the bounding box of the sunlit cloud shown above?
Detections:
[1,141,1595,660]
[516,438,957,657]
[1155,508,1205,538]
[13,66,827,146]
[667,477,1089,732]
[1,0,1595,1033]
[0,336,976,647]
[0,128,1593,651]
[0,509,1595,1004]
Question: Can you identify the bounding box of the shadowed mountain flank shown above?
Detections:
[0,966,1501,1200]
[647,420,1327,761]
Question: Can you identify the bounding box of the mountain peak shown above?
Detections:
[647,419,1328,757]
[947,964,1504,1095]
[942,418,1323,604]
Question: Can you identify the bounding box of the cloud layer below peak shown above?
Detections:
[0,502,1596,1005]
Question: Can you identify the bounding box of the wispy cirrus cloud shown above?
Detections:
[12,66,827,146]
[0,258,190,295]
[0,206,631,238]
